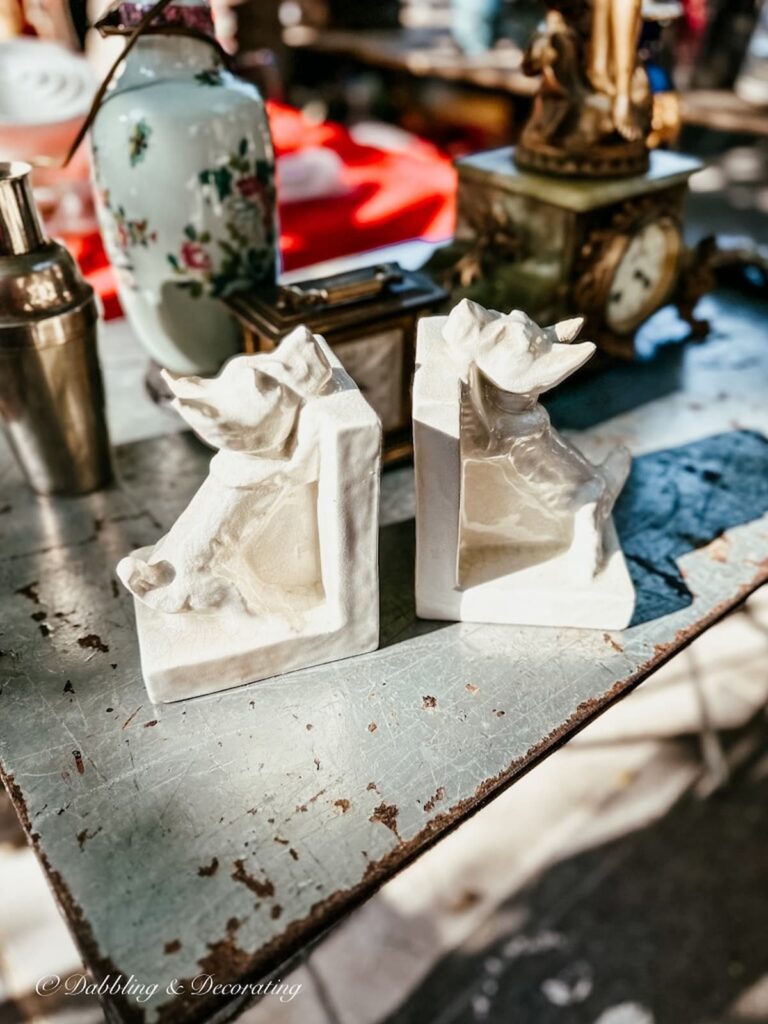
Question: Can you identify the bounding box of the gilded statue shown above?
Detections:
[516,0,652,177]
[590,0,645,140]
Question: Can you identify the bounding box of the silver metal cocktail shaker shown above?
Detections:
[0,161,112,495]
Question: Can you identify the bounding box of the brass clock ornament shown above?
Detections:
[516,0,652,179]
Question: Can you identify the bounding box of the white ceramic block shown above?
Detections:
[118,327,381,702]
[413,301,635,629]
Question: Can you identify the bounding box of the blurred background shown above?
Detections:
[1,1,768,1022]
[2,0,767,311]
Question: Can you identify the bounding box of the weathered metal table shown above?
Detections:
[1,290,767,1024]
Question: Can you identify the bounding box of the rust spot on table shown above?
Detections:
[198,858,219,878]
[231,859,275,899]
[15,581,40,604]
[78,634,109,654]
[423,787,445,813]
[369,802,401,840]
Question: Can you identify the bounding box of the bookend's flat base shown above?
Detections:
[133,577,378,703]
[418,522,634,629]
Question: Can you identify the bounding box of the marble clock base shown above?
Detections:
[413,316,636,630]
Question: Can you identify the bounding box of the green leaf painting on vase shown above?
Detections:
[128,119,152,167]
[168,138,277,300]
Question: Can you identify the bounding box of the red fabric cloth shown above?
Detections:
[71,102,456,320]
[269,101,456,270]
[64,232,124,321]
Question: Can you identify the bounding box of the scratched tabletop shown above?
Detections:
[1,290,768,1024]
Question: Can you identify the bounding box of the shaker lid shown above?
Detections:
[0,161,44,257]
[0,160,96,347]
[0,239,96,348]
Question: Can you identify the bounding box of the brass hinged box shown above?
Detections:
[226,263,446,464]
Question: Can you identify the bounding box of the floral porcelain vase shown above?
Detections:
[91,0,278,374]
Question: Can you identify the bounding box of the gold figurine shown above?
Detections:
[590,0,644,140]
[517,0,652,177]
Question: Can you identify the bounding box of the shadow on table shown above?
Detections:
[615,429,768,626]
[383,732,768,1024]
[379,518,449,650]
[546,331,687,433]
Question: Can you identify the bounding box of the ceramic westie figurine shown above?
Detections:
[413,299,635,629]
[118,327,381,702]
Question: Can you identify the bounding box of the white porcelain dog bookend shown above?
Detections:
[118,327,381,702]
[413,299,635,629]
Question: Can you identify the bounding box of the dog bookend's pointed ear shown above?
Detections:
[542,316,586,347]
[554,316,585,343]
[269,326,333,397]
[160,368,223,443]
[442,298,502,378]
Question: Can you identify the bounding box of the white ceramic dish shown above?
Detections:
[0,39,95,163]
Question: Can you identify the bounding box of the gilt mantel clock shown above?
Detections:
[438,147,704,358]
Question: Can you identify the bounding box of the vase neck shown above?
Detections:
[116,33,222,81]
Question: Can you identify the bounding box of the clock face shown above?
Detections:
[605,219,682,334]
